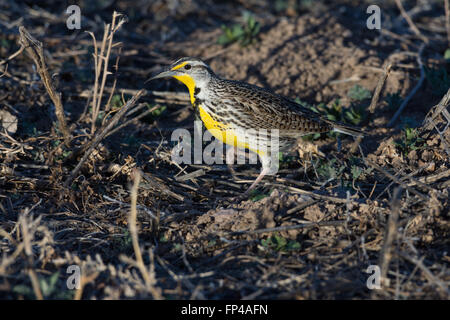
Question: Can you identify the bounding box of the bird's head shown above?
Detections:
[147,57,214,104]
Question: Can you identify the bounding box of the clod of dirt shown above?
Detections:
[194,189,312,238]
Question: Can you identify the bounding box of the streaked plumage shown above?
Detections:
[148,57,363,193]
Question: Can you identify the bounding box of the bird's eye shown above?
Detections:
[184,64,191,70]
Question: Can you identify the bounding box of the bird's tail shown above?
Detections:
[332,124,365,138]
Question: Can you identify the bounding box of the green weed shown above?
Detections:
[261,234,301,252]
[316,158,345,181]
[444,48,450,60]
[13,272,73,299]
[110,94,124,110]
[345,104,365,125]
[218,12,260,47]
[150,104,167,118]
[249,189,269,202]
[347,85,372,102]
[394,126,425,156]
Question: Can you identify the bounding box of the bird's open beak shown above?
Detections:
[146,69,179,83]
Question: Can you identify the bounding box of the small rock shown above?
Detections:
[0,109,17,135]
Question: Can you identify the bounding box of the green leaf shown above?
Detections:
[13,284,33,296]
[351,165,363,180]
[444,48,450,60]
[232,25,244,37]
[217,34,230,45]
[287,241,301,250]
[250,192,268,202]
[347,85,372,101]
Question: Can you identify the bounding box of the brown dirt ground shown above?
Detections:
[0,0,449,300]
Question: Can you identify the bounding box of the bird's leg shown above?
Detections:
[244,166,270,195]
[226,145,237,179]
[244,153,278,195]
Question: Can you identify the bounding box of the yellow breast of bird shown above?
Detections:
[198,104,263,155]
[171,71,263,155]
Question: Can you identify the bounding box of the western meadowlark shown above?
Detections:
[148,57,363,193]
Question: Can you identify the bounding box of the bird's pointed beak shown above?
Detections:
[145,69,179,83]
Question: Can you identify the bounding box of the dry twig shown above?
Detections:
[388,43,426,127]
[87,11,127,134]
[18,26,70,144]
[350,63,392,153]
[397,250,449,297]
[126,168,162,299]
[394,0,429,44]
[64,89,146,186]
[377,187,402,294]
[366,159,428,201]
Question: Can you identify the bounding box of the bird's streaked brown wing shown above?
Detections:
[220,79,333,136]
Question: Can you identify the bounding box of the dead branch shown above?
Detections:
[397,251,449,297]
[64,89,146,187]
[366,159,428,201]
[127,171,162,299]
[128,170,147,282]
[350,63,392,153]
[378,187,402,293]
[420,88,450,156]
[88,11,127,134]
[388,43,426,127]
[18,26,70,144]
[394,0,429,44]
[422,88,450,130]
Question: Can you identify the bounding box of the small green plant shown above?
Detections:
[142,104,167,123]
[13,272,73,299]
[207,240,217,247]
[348,159,373,182]
[316,158,346,181]
[52,139,62,148]
[350,165,363,181]
[300,0,314,9]
[56,148,72,161]
[444,48,450,60]
[344,86,370,125]
[40,272,60,298]
[217,12,260,47]
[110,94,124,110]
[320,99,345,122]
[394,126,425,156]
[12,284,34,299]
[347,85,372,101]
[249,189,269,202]
[118,229,133,251]
[278,151,295,166]
[150,104,167,118]
[261,234,300,252]
[344,104,365,125]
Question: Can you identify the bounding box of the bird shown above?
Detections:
[147,57,363,194]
